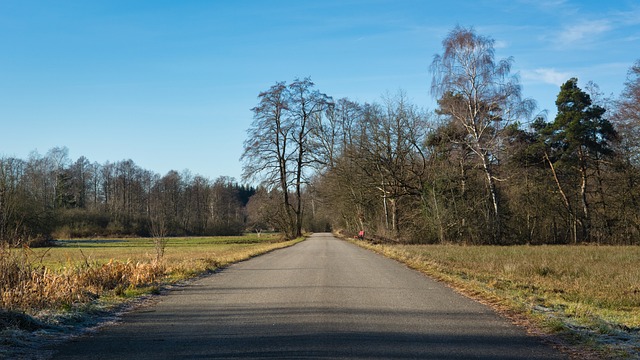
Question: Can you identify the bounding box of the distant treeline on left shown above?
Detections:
[0,147,255,245]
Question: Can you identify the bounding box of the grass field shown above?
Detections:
[1,234,302,313]
[354,241,640,358]
[40,235,292,274]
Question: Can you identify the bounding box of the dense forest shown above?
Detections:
[242,27,640,245]
[2,27,639,246]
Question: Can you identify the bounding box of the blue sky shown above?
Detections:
[1,0,639,181]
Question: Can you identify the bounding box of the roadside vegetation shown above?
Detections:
[1,234,300,312]
[353,239,640,358]
[0,234,302,357]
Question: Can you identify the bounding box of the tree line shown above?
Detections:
[4,26,638,246]
[242,26,640,245]
[0,147,255,245]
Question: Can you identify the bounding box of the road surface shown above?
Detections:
[52,233,566,359]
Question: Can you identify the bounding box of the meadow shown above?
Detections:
[0,234,302,313]
[355,241,640,357]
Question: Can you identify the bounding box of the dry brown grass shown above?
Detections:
[0,235,301,314]
[0,242,166,312]
[1,257,163,311]
[0,235,302,359]
[354,241,640,358]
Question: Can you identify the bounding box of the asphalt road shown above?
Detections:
[51,233,566,359]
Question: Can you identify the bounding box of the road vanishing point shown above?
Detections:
[51,233,567,359]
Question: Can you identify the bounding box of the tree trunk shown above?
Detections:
[278,147,295,239]
[544,152,578,244]
[428,189,445,243]
[480,152,500,243]
[391,198,398,233]
[578,152,590,242]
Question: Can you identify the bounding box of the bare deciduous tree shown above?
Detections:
[241,78,331,239]
[430,26,535,242]
[287,78,332,237]
[241,82,296,238]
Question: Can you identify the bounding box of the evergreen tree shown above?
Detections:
[542,78,617,242]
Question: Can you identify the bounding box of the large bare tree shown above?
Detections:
[614,60,640,165]
[287,78,332,237]
[242,79,331,238]
[241,82,295,237]
[430,26,535,242]
[611,60,640,241]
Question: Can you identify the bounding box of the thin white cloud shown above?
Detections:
[556,20,612,46]
[494,40,508,49]
[521,68,572,86]
[614,7,640,26]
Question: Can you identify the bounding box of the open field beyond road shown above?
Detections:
[38,234,293,270]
